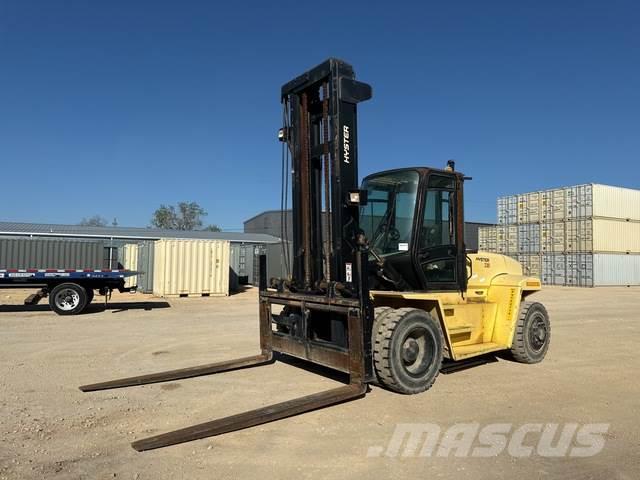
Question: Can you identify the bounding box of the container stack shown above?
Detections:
[479,184,640,286]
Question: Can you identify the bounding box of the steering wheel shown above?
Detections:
[388,226,401,241]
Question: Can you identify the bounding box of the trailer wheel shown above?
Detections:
[510,301,550,364]
[373,307,444,394]
[49,283,88,315]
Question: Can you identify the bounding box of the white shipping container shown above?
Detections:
[592,253,640,286]
[478,226,497,252]
[496,225,518,254]
[517,224,540,254]
[540,189,566,222]
[542,254,567,286]
[517,192,541,224]
[540,222,566,253]
[497,196,517,225]
[565,184,594,220]
[537,253,639,286]
[153,239,230,297]
[565,253,594,287]
[592,184,640,221]
[518,254,542,278]
[505,183,640,224]
[565,218,640,253]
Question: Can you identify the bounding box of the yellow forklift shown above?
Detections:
[81,58,550,450]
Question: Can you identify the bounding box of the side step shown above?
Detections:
[132,383,366,451]
[440,354,498,374]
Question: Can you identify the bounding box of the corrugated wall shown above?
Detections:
[592,184,640,220]
[0,237,104,269]
[153,239,230,297]
[593,254,640,286]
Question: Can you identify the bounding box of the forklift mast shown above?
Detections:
[280,58,372,292]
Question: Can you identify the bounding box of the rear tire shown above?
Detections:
[49,283,88,315]
[85,288,95,305]
[510,301,550,363]
[373,307,444,394]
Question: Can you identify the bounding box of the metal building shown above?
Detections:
[0,222,279,293]
[0,237,104,270]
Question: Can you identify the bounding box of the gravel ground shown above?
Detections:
[1,286,639,479]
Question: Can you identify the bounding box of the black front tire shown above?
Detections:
[49,283,88,316]
[510,301,551,363]
[373,307,444,394]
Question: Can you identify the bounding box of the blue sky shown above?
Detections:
[1,0,638,230]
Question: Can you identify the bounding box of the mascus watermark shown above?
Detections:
[367,423,609,458]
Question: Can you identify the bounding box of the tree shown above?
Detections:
[202,224,222,232]
[151,202,208,230]
[79,215,108,227]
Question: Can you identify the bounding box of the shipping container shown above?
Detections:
[541,254,567,286]
[565,218,640,253]
[565,253,594,287]
[153,239,230,297]
[540,221,566,253]
[478,226,497,252]
[592,253,640,286]
[591,184,640,221]
[497,196,517,225]
[464,222,493,251]
[503,184,640,225]
[540,189,566,222]
[565,184,594,220]
[517,224,540,254]
[518,254,542,278]
[517,192,541,224]
[538,253,639,286]
[0,237,104,269]
[496,225,518,254]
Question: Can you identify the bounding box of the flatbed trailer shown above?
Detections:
[0,268,137,315]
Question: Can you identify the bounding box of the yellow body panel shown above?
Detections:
[371,252,541,361]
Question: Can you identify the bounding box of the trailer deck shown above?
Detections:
[0,269,137,315]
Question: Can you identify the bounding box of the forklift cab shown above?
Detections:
[360,167,467,293]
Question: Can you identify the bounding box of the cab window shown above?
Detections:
[420,174,457,285]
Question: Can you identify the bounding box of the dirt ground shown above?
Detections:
[1,286,639,480]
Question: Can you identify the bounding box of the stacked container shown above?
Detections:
[478,183,640,287]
